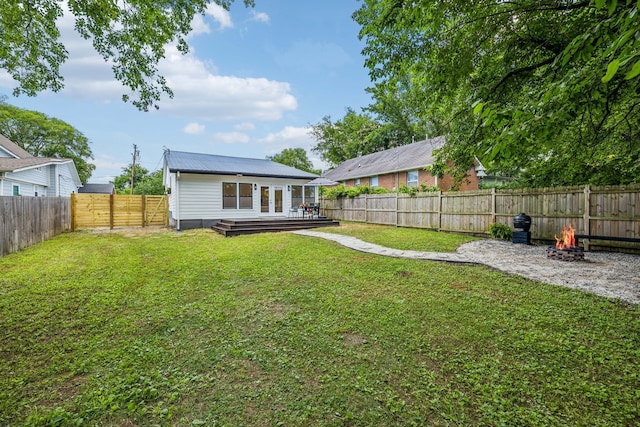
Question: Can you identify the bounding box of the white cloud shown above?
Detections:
[258,126,328,171]
[206,3,233,30]
[211,132,250,144]
[235,122,255,131]
[183,122,206,135]
[0,6,298,122]
[250,11,270,23]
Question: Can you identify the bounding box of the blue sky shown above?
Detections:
[0,1,372,183]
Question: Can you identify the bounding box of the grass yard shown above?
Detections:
[323,222,480,252]
[0,227,638,426]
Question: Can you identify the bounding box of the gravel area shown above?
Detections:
[457,239,640,305]
[293,230,640,305]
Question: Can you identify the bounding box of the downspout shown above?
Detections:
[175,171,181,231]
[0,173,4,196]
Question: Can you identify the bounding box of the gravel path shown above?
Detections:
[292,230,640,305]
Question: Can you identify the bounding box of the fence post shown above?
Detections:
[70,194,76,232]
[396,193,399,227]
[438,191,442,231]
[583,185,591,251]
[142,195,147,227]
[109,194,114,230]
[491,187,496,224]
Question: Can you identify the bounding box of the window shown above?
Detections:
[291,185,303,208]
[370,176,379,187]
[355,178,361,186]
[304,185,316,204]
[238,183,253,209]
[12,185,19,196]
[223,182,253,209]
[407,170,419,187]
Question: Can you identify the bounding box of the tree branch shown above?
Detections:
[491,57,555,92]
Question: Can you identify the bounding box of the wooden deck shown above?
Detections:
[211,217,340,237]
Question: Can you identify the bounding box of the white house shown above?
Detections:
[163,150,320,230]
[0,133,82,197]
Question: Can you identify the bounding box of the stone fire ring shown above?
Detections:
[546,246,585,262]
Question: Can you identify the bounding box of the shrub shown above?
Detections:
[489,223,513,240]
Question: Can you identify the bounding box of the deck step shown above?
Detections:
[211,218,340,237]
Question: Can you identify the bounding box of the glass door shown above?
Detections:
[260,186,284,214]
[274,186,283,213]
[260,186,269,213]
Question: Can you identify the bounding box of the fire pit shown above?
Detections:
[547,224,584,261]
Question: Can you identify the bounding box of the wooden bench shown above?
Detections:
[574,234,640,251]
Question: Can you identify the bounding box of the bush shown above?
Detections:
[489,223,513,240]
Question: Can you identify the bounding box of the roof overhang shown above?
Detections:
[168,168,316,180]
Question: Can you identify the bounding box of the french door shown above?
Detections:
[260,186,284,215]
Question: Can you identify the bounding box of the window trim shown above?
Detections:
[223,182,254,210]
[407,170,419,187]
[12,184,20,196]
[370,176,379,188]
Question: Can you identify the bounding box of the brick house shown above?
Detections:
[322,137,482,191]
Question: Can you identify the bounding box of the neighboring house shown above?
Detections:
[0,133,82,197]
[163,150,319,230]
[78,183,115,194]
[322,137,482,191]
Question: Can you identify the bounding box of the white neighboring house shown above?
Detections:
[0,133,82,197]
[163,150,319,230]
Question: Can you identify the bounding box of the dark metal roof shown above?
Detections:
[165,150,319,179]
[323,137,445,181]
[78,183,115,194]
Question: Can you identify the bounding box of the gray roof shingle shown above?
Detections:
[0,133,34,159]
[323,137,445,181]
[165,150,318,179]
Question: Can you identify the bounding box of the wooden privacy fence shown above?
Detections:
[321,184,640,252]
[71,194,168,230]
[1,196,70,257]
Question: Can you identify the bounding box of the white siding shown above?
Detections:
[5,166,48,186]
[175,173,313,220]
[56,163,79,196]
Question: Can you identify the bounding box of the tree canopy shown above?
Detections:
[0,103,95,183]
[310,107,420,168]
[354,0,640,187]
[0,0,254,111]
[113,164,164,195]
[267,148,321,175]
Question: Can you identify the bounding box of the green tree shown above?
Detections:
[0,0,254,111]
[113,165,164,195]
[134,170,165,195]
[113,164,149,194]
[310,108,400,167]
[354,0,640,187]
[0,103,95,183]
[267,148,321,175]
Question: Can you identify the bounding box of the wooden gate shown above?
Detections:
[71,194,168,230]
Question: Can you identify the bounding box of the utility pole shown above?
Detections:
[130,144,139,195]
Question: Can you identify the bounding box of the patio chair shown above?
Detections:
[288,207,301,218]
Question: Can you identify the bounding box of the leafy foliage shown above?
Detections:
[266,147,321,174]
[113,164,164,195]
[0,103,95,182]
[489,223,513,241]
[323,183,389,199]
[354,0,640,187]
[0,0,254,110]
[310,107,420,168]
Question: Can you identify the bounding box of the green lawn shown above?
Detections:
[324,222,480,252]
[0,227,638,426]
